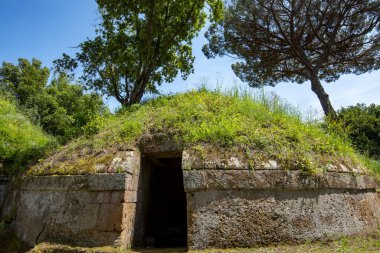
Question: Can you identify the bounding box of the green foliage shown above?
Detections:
[81,115,107,137]
[0,58,49,104]
[204,0,380,116]
[54,0,223,106]
[326,103,380,180]
[37,89,369,175]
[0,98,56,174]
[0,58,109,143]
[363,158,380,182]
[336,104,380,160]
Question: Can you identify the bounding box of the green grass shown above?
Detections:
[0,97,57,175]
[364,158,380,182]
[30,88,374,176]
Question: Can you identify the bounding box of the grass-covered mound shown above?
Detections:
[30,89,375,176]
[0,98,56,175]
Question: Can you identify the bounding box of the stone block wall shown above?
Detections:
[7,150,141,248]
[14,174,133,246]
[3,146,380,250]
[182,149,380,250]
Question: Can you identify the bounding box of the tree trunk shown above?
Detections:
[309,71,337,118]
[126,75,149,107]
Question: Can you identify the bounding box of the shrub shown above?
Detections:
[337,103,380,160]
[0,97,56,175]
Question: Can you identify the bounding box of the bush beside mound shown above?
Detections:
[0,98,56,175]
[337,104,380,160]
[30,89,377,177]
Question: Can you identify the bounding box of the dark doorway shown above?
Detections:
[144,157,187,248]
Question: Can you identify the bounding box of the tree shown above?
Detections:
[0,58,49,104]
[45,75,109,139]
[0,58,109,142]
[203,0,380,116]
[55,0,223,107]
[337,103,380,160]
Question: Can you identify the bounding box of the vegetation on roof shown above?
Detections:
[29,88,376,176]
[0,97,57,175]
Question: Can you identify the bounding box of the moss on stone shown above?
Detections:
[29,153,115,175]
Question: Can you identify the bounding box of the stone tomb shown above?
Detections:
[4,148,380,250]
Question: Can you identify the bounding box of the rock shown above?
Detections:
[261,160,279,170]
[107,150,140,174]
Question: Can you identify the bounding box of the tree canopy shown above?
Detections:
[55,0,223,107]
[0,58,109,142]
[204,0,380,116]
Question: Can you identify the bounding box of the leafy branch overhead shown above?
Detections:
[55,0,223,107]
[204,0,380,116]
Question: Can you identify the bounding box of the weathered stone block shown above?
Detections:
[12,174,137,247]
[182,148,248,170]
[107,150,140,174]
[121,203,136,231]
[118,203,137,247]
[125,174,139,191]
[95,204,124,232]
[355,175,377,189]
[187,189,380,249]
[88,174,129,191]
[184,170,378,192]
[124,190,138,203]
[96,192,112,203]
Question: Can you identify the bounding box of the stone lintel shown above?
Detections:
[139,136,183,154]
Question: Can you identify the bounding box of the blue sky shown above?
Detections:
[1,0,379,117]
